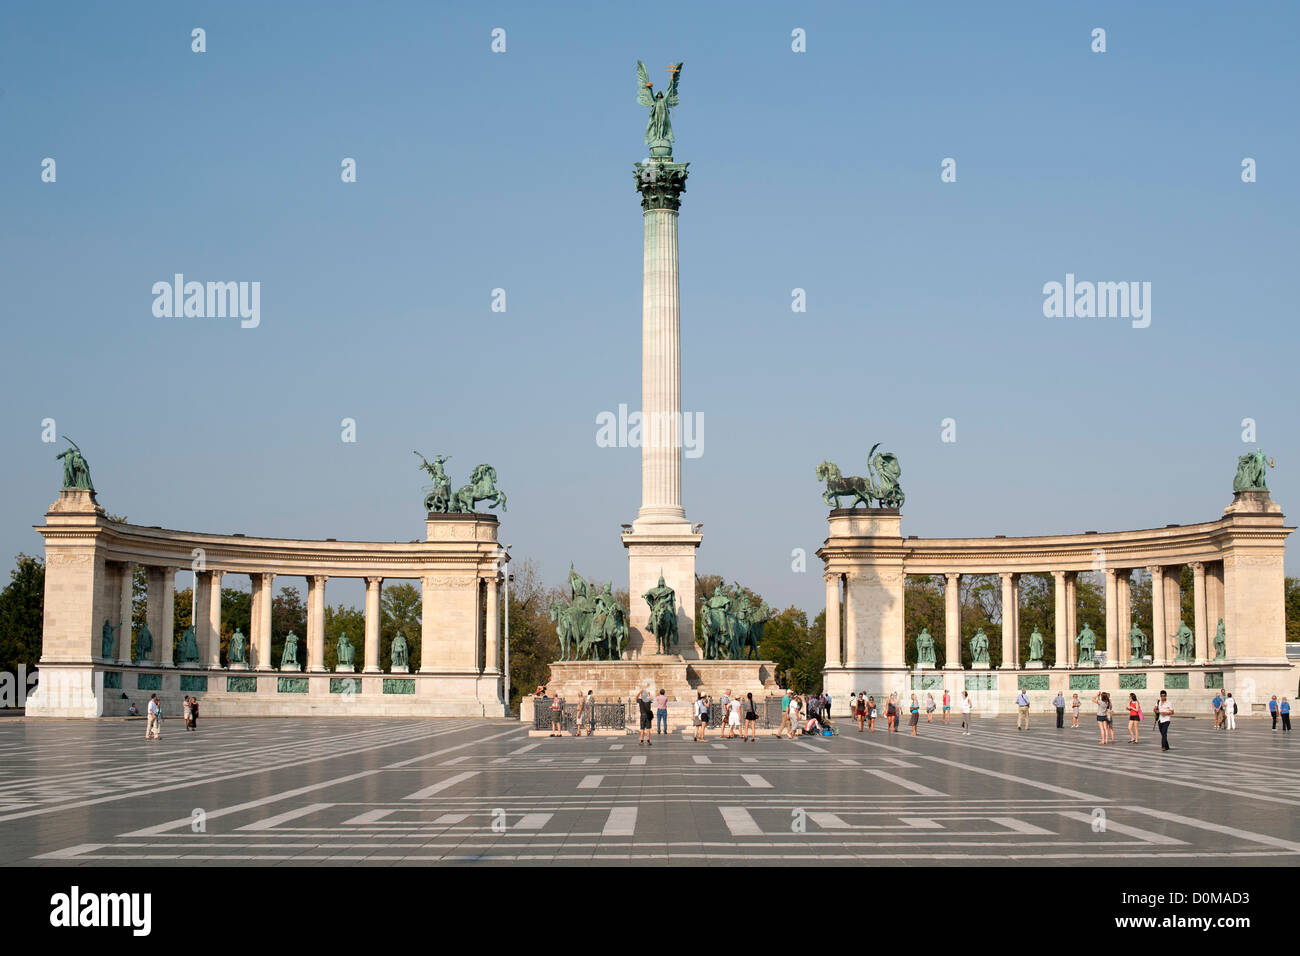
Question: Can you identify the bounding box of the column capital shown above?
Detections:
[1189,561,1205,574]
[999,571,1014,584]
[258,572,275,586]
[208,568,224,581]
[1146,564,1163,577]
[944,572,960,584]
[634,160,689,212]
[365,576,383,588]
[823,571,841,584]
[1051,569,1067,580]
[310,574,329,586]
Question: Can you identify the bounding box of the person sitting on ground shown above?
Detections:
[127,701,139,716]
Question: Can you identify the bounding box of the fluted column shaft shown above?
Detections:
[484,575,501,674]
[1149,566,1166,665]
[364,577,383,673]
[255,572,275,669]
[1000,573,1016,669]
[824,574,842,667]
[1104,568,1118,664]
[638,205,685,523]
[1065,573,1078,666]
[1052,571,1067,667]
[1191,562,1208,662]
[307,575,327,671]
[1117,572,1131,665]
[944,573,961,668]
[206,570,224,667]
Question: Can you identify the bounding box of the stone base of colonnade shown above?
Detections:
[910,661,1300,721]
[26,662,508,718]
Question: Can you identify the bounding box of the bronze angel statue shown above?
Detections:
[637,60,682,155]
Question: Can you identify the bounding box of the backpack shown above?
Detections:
[1233,700,1238,714]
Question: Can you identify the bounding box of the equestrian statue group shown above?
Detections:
[816,443,904,509]
[415,452,507,513]
[550,566,630,661]
[699,580,773,660]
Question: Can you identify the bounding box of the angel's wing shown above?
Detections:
[664,61,682,107]
[636,61,654,107]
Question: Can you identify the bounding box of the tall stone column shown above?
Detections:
[1103,568,1118,665]
[484,575,501,675]
[824,573,842,668]
[117,563,134,665]
[944,573,961,668]
[1149,566,1166,665]
[254,572,275,670]
[1190,561,1208,663]
[206,570,224,667]
[364,577,383,673]
[1065,573,1078,666]
[622,156,701,658]
[1000,573,1016,669]
[1052,570,1067,667]
[158,567,176,667]
[307,575,328,672]
[1116,572,1132,666]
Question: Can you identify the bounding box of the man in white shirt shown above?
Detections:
[1223,691,1237,730]
[787,694,801,737]
[1157,690,1174,751]
[960,691,973,735]
[145,694,162,740]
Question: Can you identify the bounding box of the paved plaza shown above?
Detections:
[0,715,1296,865]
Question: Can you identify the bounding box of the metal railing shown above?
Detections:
[532,697,629,732]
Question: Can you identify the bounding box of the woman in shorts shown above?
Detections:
[909,694,920,736]
[1127,692,1142,743]
[885,696,897,733]
[1094,692,1111,744]
[925,693,936,723]
[1070,693,1081,728]
[855,693,867,732]
[867,695,877,732]
[728,695,742,738]
[743,692,758,742]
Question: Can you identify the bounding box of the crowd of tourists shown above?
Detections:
[535,683,1290,749]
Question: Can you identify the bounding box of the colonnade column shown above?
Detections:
[484,574,501,674]
[1191,561,1208,663]
[1052,570,1067,667]
[1065,573,1078,666]
[1117,571,1131,665]
[1000,573,1016,669]
[158,567,176,667]
[1149,566,1166,665]
[944,573,961,668]
[117,563,134,665]
[253,572,274,669]
[1104,568,1118,665]
[206,570,224,667]
[307,575,327,672]
[824,573,842,668]
[364,577,383,673]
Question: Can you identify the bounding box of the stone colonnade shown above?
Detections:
[26,489,508,718]
[817,490,1294,715]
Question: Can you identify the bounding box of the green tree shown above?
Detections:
[324,604,366,670]
[759,605,823,693]
[504,560,559,711]
[0,554,44,690]
[381,582,422,671]
[904,575,944,666]
[270,586,306,665]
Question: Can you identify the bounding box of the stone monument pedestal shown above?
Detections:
[543,655,776,704]
[228,661,249,671]
[1024,661,1045,669]
[390,665,409,675]
[335,664,354,673]
[280,664,301,673]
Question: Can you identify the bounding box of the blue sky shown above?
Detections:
[1,1,1296,613]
